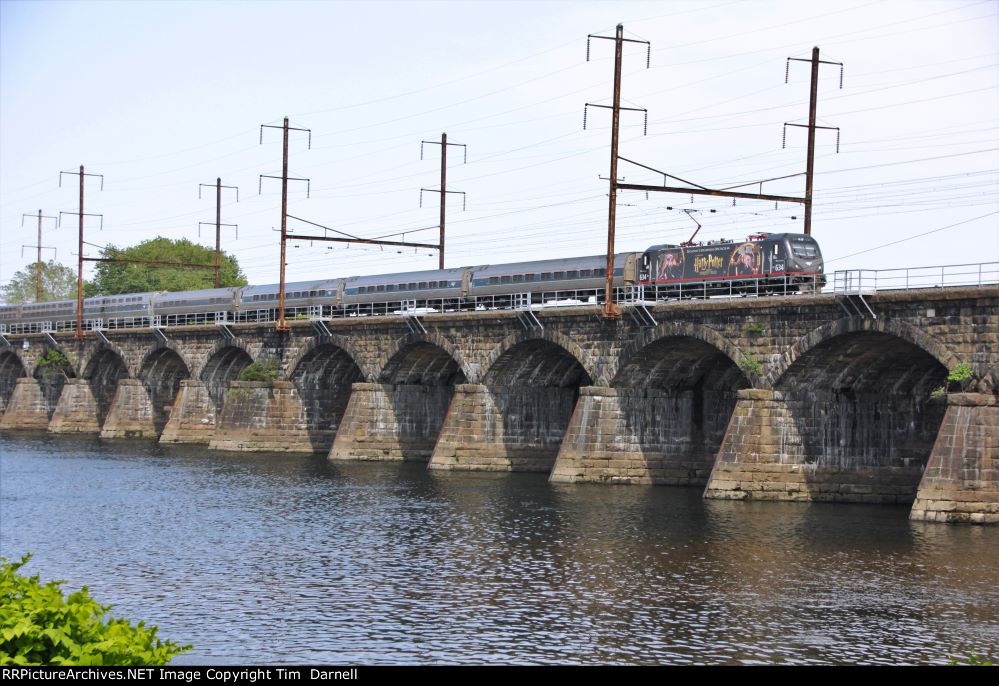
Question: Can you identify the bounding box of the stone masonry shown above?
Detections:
[0,286,995,522]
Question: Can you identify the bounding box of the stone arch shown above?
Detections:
[467,335,593,472]
[288,342,365,451]
[30,346,76,420]
[375,332,472,385]
[138,346,193,434]
[617,321,750,387]
[609,332,751,485]
[81,341,131,379]
[0,350,27,412]
[285,335,371,382]
[200,345,254,413]
[82,346,130,427]
[769,321,950,497]
[335,335,470,463]
[482,331,596,388]
[198,338,254,379]
[769,317,961,390]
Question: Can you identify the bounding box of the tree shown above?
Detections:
[86,237,247,296]
[0,261,78,304]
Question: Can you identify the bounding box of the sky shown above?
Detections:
[1,0,997,293]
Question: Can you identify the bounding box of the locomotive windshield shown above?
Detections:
[791,242,819,258]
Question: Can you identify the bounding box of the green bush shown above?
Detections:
[947,362,973,386]
[237,359,279,382]
[739,354,763,378]
[36,349,71,382]
[0,555,190,666]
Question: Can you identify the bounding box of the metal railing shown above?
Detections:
[833,262,999,295]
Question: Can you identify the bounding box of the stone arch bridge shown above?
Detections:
[1,287,996,523]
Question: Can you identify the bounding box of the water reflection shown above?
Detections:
[1,434,996,665]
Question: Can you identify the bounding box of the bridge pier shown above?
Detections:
[550,386,718,485]
[160,379,217,444]
[329,382,453,462]
[429,383,576,472]
[0,378,51,431]
[100,378,158,439]
[209,380,315,452]
[47,378,101,434]
[704,389,928,504]
[911,393,998,524]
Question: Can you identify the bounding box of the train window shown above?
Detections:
[408,283,417,290]
[512,274,524,284]
[580,270,591,278]
[540,273,551,280]
[419,282,427,289]
[489,277,499,285]
[500,276,511,284]
[566,270,578,279]
[426,281,436,289]
[376,285,385,293]
[386,285,396,292]
[554,271,565,280]
[595,268,605,277]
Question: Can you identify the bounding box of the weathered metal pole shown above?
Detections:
[35,210,43,302]
[439,132,447,270]
[804,46,819,236]
[278,117,290,332]
[76,166,84,340]
[602,23,624,320]
[215,177,222,288]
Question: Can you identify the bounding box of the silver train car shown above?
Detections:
[0,234,823,333]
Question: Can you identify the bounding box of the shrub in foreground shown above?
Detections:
[0,555,190,666]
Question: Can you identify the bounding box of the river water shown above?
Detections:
[1,433,996,665]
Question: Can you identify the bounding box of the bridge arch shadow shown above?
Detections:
[611,334,750,485]
[366,336,467,462]
[772,325,949,503]
[478,336,593,472]
[0,350,27,414]
[289,342,363,452]
[82,346,130,427]
[200,345,254,415]
[139,346,192,435]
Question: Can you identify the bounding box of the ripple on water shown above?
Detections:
[1,434,997,665]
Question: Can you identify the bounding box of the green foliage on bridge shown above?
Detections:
[0,261,77,304]
[86,238,247,296]
[238,359,279,382]
[0,555,190,666]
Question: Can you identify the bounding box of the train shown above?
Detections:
[0,232,824,334]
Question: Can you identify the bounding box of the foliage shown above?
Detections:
[0,555,190,666]
[739,354,763,378]
[0,261,77,304]
[947,362,973,385]
[86,238,247,296]
[36,349,71,382]
[947,652,993,666]
[744,323,765,335]
[237,359,279,382]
